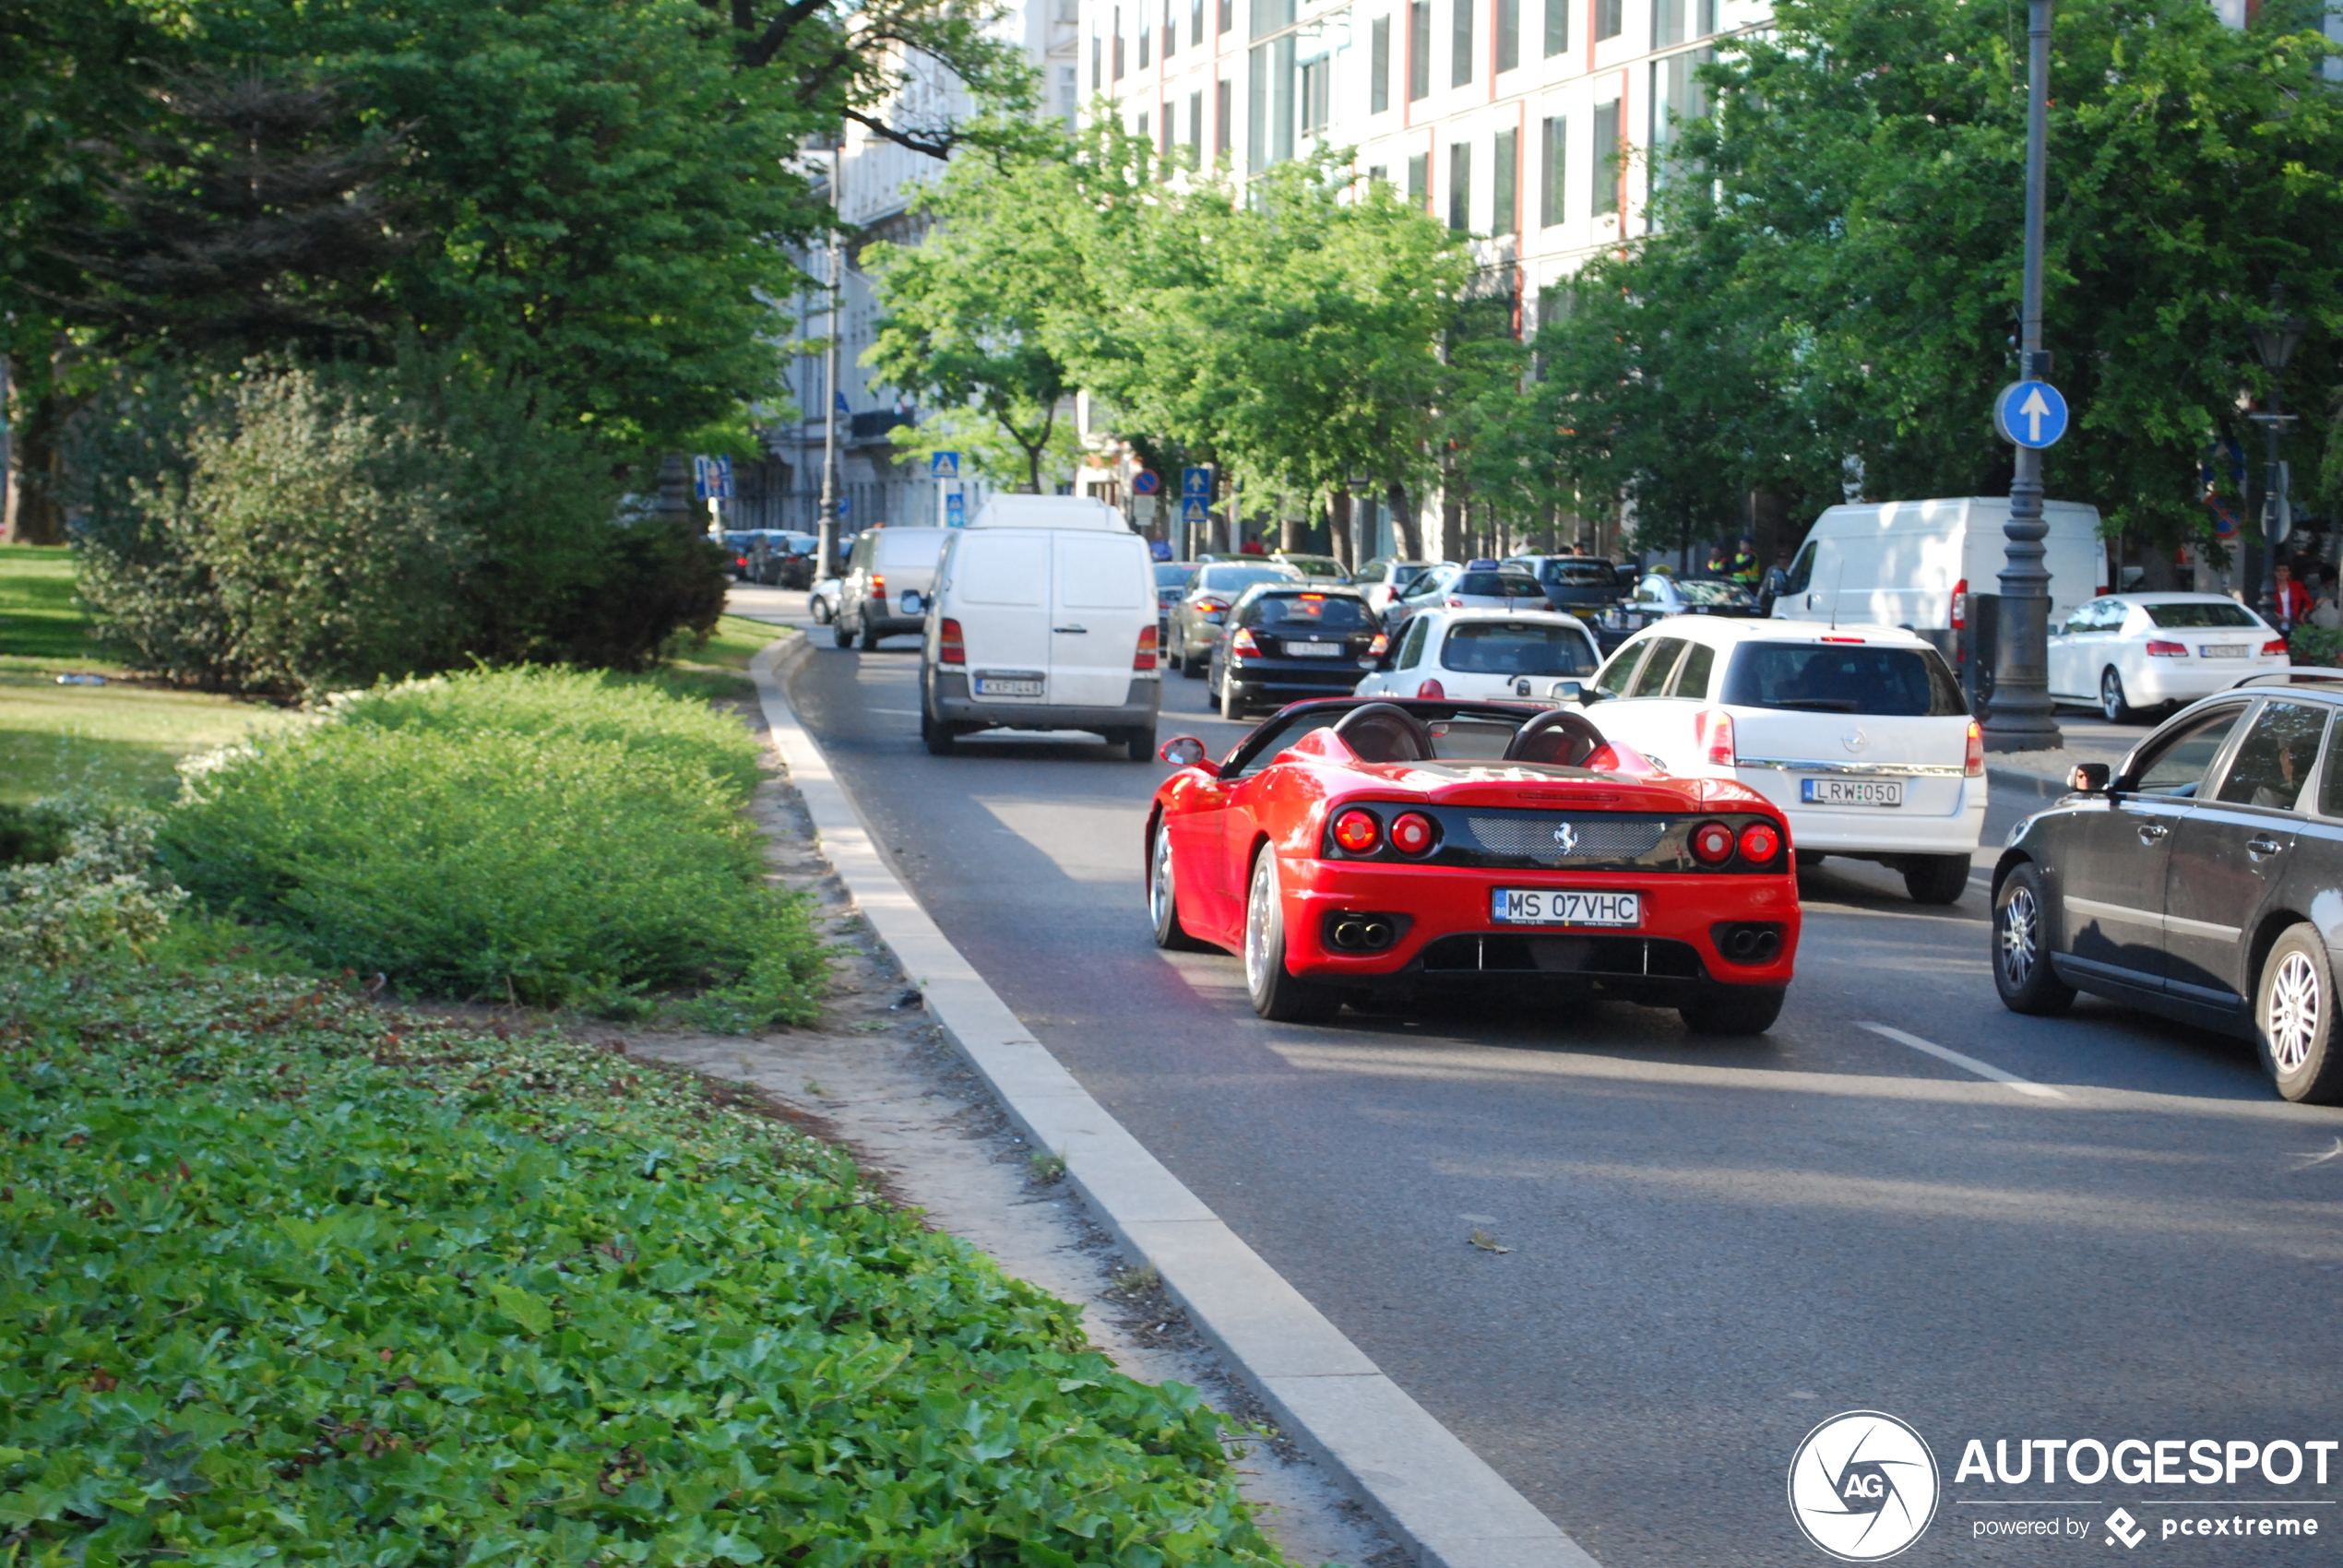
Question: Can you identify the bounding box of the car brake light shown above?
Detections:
[1417,678,1445,698]
[1301,592,1325,600]
[872,574,886,600]
[1231,627,1262,657]
[1134,624,1158,670]
[1389,812,1437,854]
[1738,821,1781,862]
[1332,808,1382,853]
[1819,636,1864,644]
[2264,638,2290,657]
[1446,596,1465,607]
[1366,633,1389,658]
[1702,710,1736,767]
[2146,639,2186,657]
[1197,595,1230,612]
[1690,820,1736,864]
[939,618,966,664]
[1965,719,1983,778]
[1951,578,1968,632]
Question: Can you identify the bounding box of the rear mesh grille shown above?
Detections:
[1417,933,1704,978]
[1463,816,1668,863]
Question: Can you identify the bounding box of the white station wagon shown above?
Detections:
[1576,619,1986,903]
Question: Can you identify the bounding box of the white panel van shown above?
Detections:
[919,505,1161,758]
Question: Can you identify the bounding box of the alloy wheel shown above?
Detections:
[1149,828,1175,929]
[2100,670,2124,723]
[2267,950,2323,1075]
[1244,856,1275,997]
[2000,885,2040,988]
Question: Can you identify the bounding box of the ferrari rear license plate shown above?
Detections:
[1802,778,1904,807]
[1285,641,1340,657]
[2201,644,2247,659]
[974,676,1043,696]
[1491,889,1640,926]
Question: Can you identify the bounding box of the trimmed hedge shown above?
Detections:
[0,967,1286,1568]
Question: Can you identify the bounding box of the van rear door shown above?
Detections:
[954,531,1052,685]
[1051,532,1148,707]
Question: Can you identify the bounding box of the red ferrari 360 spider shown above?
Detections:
[1146,698,1799,1033]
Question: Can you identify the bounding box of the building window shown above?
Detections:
[1371,15,1391,113]
[1189,89,1205,156]
[1540,113,1565,226]
[1139,15,1150,65]
[1652,0,1683,46]
[1216,77,1232,155]
[1591,98,1619,213]
[1137,110,1149,148]
[1058,65,1078,119]
[1493,125,1517,232]
[1648,47,1709,195]
[1496,0,1519,70]
[1247,40,1296,170]
[1595,0,1623,41]
[1193,0,1205,47]
[1092,31,1102,89]
[1113,9,1125,77]
[1164,0,1176,55]
[1451,0,1474,87]
[1253,0,1296,37]
[1448,140,1471,231]
[1408,150,1429,208]
[1368,162,1389,184]
[1161,102,1174,158]
[1409,0,1431,100]
[1219,0,1233,34]
[1300,54,1331,136]
[1543,0,1568,53]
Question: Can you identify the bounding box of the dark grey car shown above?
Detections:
[1167,562,1302,675]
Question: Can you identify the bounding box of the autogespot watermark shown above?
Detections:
[1790,1414,2338,1557]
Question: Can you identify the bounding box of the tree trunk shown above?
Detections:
[12,388,70,546]
[1279,510,1302,552]
[1330,490,1353,570]
[1387,480,1421,560]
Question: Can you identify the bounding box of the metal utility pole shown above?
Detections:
[815,137,845,580]
[2249,283,2305,623]
[1982,0,2063,752]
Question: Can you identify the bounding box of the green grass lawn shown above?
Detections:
[0,546,303,803]
[650,612,794,702]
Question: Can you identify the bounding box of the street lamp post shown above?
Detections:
[815,137,845,581]
[1982,0,2063,753]
[2249,283,2306,623]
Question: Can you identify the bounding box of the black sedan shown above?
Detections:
[1206,586,1380,720]
[1992,673,2343,1101]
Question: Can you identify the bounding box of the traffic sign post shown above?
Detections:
[1992,381,2068,449]
[930,451,961,530]
[1181,466,1213,499]
[945,492,967,528]
[1179,497,1208,560]
[1132,469,1161,495]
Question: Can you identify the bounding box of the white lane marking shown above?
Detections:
[865,707,925,716]
[1856,1022,2068,1099]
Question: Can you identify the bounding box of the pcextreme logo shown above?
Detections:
[1789,1410,1943,1562]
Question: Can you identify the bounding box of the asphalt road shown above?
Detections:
[775,613,2343,1567]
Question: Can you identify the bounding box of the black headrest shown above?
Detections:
[1504,707,1606,766]
[1334,702,1433,764]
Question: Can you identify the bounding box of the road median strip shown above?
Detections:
[751,636,1600,1568]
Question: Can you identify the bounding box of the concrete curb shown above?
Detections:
[750,636,1600,1568]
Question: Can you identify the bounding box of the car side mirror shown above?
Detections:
[1160,736,1215,773]
[1549,680,1586,703]
[2069,762,2111,793]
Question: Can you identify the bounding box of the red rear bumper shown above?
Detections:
[1278,856,1798,989]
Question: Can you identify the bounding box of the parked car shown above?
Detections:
[722,530,755,581]
[918,495,1160,758]
[753,530,820,588]
[1579,619,1984,903]
[1354,609,1602,705]
[1357,557,1442,618]
[1145,696,1798,1032]
[2048,592,2289,722]
[1625,573,1767,622]
[835,526,953,650]
[1384,563,1552,630]
[1992,674,2343,1100]
[1506,555,1628,615]
[808,576,842,624]
[1205,585,1381,719]
[1270,552,1351,585]
[1167,562,1305,674]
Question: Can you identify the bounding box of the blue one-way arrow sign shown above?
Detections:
[1993,380,2068,449]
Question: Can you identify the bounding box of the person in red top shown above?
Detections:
[1238,536,1266,555]
[2276,562,2312,628]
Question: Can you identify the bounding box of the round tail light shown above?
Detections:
[1738,822,1781,863]
[1332,808,1382,853]
[1690,820,1736,864]
[1416,678,1445,698]
[1389,811,1437,855]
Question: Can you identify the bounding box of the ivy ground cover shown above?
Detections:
[0,966,1287,1567]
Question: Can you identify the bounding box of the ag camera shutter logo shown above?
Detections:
[1788,1411,1941,1561]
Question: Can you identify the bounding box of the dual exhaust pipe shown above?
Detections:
[1711,921,1785,966]
[1326,913,1400,952]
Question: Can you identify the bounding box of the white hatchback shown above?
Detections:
[2047,592,2289,721]
[1579,620,1985,903]
[1352,609,1602,704]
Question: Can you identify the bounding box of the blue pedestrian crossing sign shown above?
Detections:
[1179,497,1209,525]
[945,492,967,527]
[1993,381,2069,449]
[1181,466,1213,499]
[929,451,960,480]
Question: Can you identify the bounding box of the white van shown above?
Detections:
[919,500,1161,758]
[1774,499,2108,699]
[835,527,951,650]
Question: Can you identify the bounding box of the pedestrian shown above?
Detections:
[1759,552,1792,616]
[1702,543,1729,579]
[1729,536,1761,591]
[1150,535,1172,562]
[2276,562,2312,629]
[1238,535,1266,556]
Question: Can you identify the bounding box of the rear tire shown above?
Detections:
[1180,636,1206,678]
[1992,861,2075,1016]
[921,709,955,756]
[1120,728,1153,762]
[1903,854,1971,905]
[833,618,854,648]
[1219,676,1248,721]
[858,618,881,652]
[2257,922,2343,1103]
[812,597,834,625]
[1243,849,1341,1021]
[2100,666,2137,724]
[1679,987,1784,1036]
[1148,822,1213,951]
